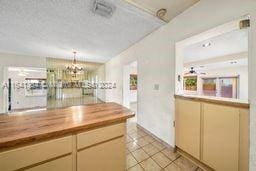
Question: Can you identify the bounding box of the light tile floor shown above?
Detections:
[126,121,201,171]
[47,95,103,109]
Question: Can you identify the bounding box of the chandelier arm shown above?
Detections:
[65,51,85,78]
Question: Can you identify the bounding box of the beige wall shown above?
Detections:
[105,1,256,170]
[0,53,46,113]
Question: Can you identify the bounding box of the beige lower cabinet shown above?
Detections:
[25,155,72,171]
[202,103,239,171]
[175,98,249,171]
[0,123,126,171]
[239,109,249,171]
[77,137,125,171]
[175,99,201,159]
[77,123,126,171]
[0,136,73,171]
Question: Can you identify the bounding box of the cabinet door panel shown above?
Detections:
[0,136,72,171]
[176,99,201,159]
[239,109,249,171]
[25,155,72,171]
[77,137,125,171]
[202,103,239,171]
[77,123,125,150]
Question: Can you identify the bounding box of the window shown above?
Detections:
[202,76,238,99]
[202,78,217,96]
[183,76,197,91]
[219,77,238,98]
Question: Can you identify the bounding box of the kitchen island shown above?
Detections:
[0,102,134,171]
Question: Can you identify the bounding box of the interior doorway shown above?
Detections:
[123,61,138,122]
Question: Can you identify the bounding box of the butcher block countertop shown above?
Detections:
[0,103,134,149]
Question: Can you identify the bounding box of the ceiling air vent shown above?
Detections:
[93,0,116,18]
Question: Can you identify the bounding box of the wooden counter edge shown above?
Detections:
[174,94,249,109]
[0,113,134,151]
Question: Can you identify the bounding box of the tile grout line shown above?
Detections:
[127,124,194,171]
[128,129,173,170]
[162,155,182,170]
[127,128,158,170]
[126,129,149,170]
[139,145,163,169]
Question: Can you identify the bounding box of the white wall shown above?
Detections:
[248,10,256,171]
[8,68,47,110]
[105,0,255,160]
[0,53,46,113]
[130,90,137,102]
[88,65,106,102]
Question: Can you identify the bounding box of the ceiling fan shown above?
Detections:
[184,67,206,75]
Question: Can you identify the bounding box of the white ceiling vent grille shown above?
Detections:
[93,0,116,18]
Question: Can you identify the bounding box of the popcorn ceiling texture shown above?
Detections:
[0,0,164,62]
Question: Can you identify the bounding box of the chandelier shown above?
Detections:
[65,52,84,77]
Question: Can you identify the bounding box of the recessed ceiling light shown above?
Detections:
[199,66,205,68]
[230,61,237,64]
[202,42,211,47]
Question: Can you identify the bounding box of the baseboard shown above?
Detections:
[136,124,175,151]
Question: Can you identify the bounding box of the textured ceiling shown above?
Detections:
[184,29,248,62]
[125,0,199,21]
[184,58,248,72]
[0,0,164,63]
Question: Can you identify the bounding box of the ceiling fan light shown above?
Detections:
[202,42,211,47]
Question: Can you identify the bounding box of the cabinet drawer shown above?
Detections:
[25,155,72,171]
[77,123,125,150]
[0,136,72,171]
[77,137,125,171]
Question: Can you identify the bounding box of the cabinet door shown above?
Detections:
[202,103,239,171]
[77,137,125,171]
[0,136,72,171]
[25,155,72,171]
[239,109,249,171]
[176,99,201,159]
